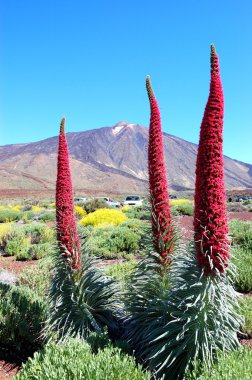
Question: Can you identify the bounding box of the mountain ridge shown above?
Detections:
[0,122,251,195]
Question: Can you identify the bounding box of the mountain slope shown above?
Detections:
[0,122,251,195]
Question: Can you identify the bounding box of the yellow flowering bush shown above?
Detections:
[74,205,87,219]
[122,206,132,212]
[8,205,22,212]
[31,205,44,212]
[169,198,193,206]
[80,208,127,227]
[0,223,13,245]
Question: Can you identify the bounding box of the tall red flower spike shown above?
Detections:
[146,76,174,265]
[194,45,229,275]
[56,117,81,271]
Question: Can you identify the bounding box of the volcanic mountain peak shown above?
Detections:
[0,122,251,196]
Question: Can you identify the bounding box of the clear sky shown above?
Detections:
[1,0,251,163]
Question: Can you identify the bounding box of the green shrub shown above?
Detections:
[19,258,52,299]
[232,247,252,293]
[82,198,110,214]
[23,223,55,244]
[84,225,141,259]
[239,296,252,335]
[120,218,147,234]
[105,262,136,283]
[172,203,194,216]
[37,212,56,222]
[15,338,150,380]
[0,283,46,350]
[229,219,252,250]
[5,231,31,260]
[0,209,21,222]
[29,242,54,259]
[21,205,32,212]
[21,211,35,222]
[186,348,252,380]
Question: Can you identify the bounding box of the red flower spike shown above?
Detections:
[194,45,230,275]
[56,117,81,271]
[146,76,174,266]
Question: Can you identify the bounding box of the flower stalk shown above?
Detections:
[56,117,81,271]
[146,76,174,265]
[194,45,229,275]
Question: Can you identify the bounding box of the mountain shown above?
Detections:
[0,122,251,197]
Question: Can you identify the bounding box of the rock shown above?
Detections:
[0,270,18,285]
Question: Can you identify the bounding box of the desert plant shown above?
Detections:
[239,296,252,335]
[82,198,109,213]
[23,223,55,244]
[83,224,142,259]
[0,223,13,246]
[0,283,46,351]
[37,211,56,222]
[19,257,52,299]
[56,118,81,271]
[5,232,31,260]
[74,205,87,219]
[229,219,252,251]
[146,76,175,265]
[232,246,252,292]
[127,46,242,380]
[186,348,252,380]
[194,45,229,275]
[80,208,127,227]
[15,338,150,380]
[44,250,121,341]
[29,242,54,260]
[0,209,21,222]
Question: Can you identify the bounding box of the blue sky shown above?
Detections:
[1,0,251,163]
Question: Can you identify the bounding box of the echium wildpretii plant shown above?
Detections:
[44,118,121,341]
[194,44,229,275]
[133,46,242,380]
[146,75,175,266]
[56,117,81,271]
[123,77,178,358]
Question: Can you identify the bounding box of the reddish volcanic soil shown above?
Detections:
[0,211,251,379]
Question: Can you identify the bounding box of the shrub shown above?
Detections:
[74,205,87,219]
[227,203,247,212]
[0,223,13,246]
[21,205,32,212]
[0,283,46,350]
[173,203,194,216]
[37,212,56,222]
[0,209,21,222]
[120,218,147,235]
[239,296,252,335]
[80,208,127,227]
[22,223,55,244]
[5,232,31,260]
[16,338,150,380]
[123,206,148,220]
[84,225,141,259]
[232,247,252,293]
[31,205,44,212]
[21,211,35,222]
[82,198,109,214]
[229,219,252,251]
[29,242,54,260]
[170,198,193,206]
[19,258,52,299]
[186,348,252,380]
[106,262,136,283]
